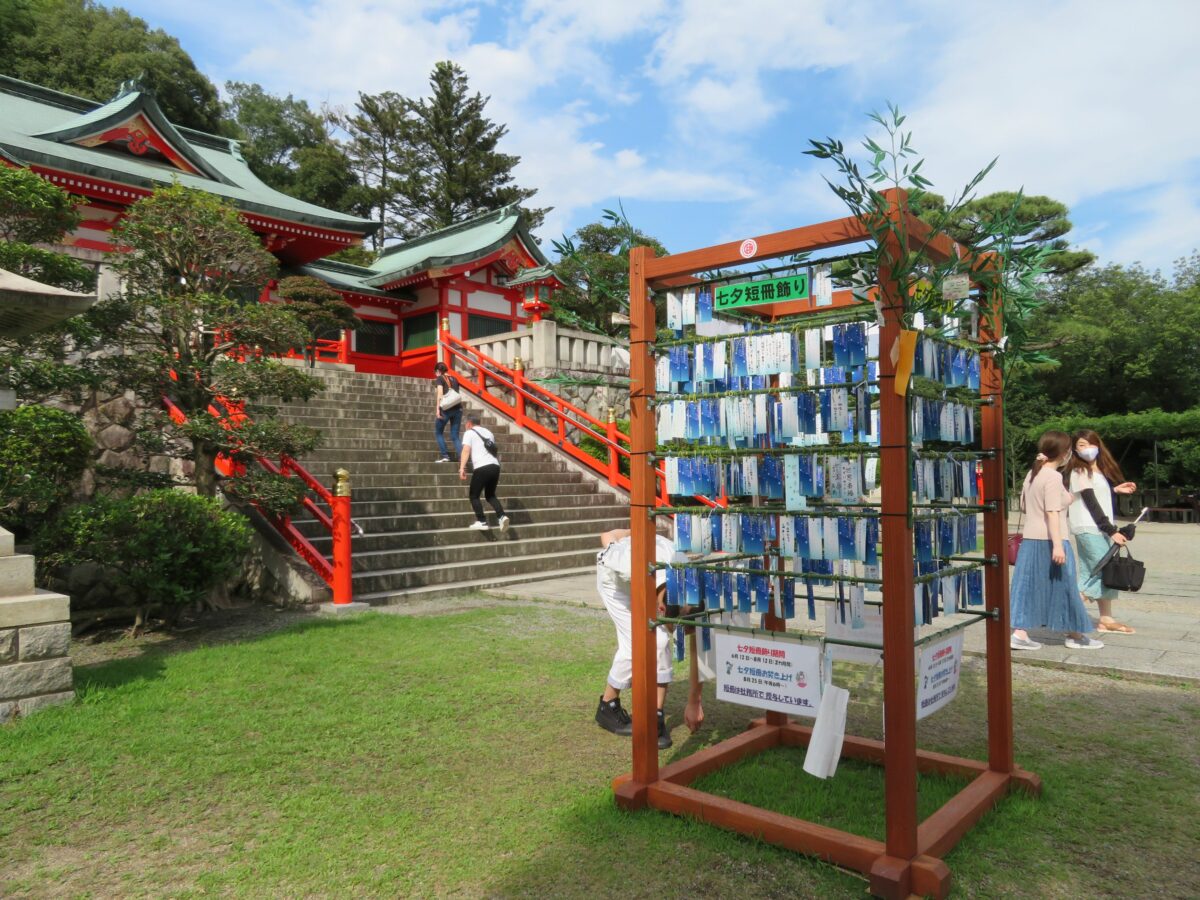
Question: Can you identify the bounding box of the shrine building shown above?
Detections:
[0,74,558,378]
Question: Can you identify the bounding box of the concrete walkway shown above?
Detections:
[485,521,1200,682]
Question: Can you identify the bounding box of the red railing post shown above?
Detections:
[332,468,353,604]
[338,330,348,364]
[513,356,527,425]
[606,406,619,487]
[556,399,566,446]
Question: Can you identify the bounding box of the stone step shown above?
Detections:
[321,490,617,518]
[314,472,583,492]
[339,480,596,501]
[297,460,577,477]
[299,448,560,464]
[308,517,625,553]
[279,425,530,442]
[292,503,629,539]
[355,566,595,607]
[351,547,600,593]
[347,532,601,573]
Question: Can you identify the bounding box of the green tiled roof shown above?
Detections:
[365,205,549,287]
[293,259,413,302]
[0,76,376,236]
[506,264,557,287]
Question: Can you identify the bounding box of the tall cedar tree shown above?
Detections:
[103,184,324,508]
[0,0,222,132]
[394,61,547,239]
[331,91,413,249]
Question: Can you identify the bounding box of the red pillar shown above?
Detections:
[872,215,918,897]
[979,261,1015,774]
[627,245,659,794]
[331,468,353,604]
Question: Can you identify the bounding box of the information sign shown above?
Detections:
[714,273,810,312]
[916,631,963,720]
[715,632,821,717]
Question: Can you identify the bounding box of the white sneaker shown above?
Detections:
[1065,636,1104,650]
[436,457,450,463]
[498,515,510,532]
[1010,634,1042,651]
[468,521,489,531]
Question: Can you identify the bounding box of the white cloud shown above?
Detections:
[1098,184,1200,273]
[648,0,907,131]
[902,0,1200,206]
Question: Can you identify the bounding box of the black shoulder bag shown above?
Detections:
[1094,545,1146,592]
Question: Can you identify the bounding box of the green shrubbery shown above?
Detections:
[0,405,92,538]
[37,490,251,626]
[575,417,631,479]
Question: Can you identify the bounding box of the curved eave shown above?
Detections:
[0,270,96,339]
[5,143,376,237]
[366,221,547,289]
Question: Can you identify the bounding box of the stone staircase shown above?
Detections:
[275,367,628,606]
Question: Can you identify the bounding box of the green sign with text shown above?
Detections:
[714,273,809,311]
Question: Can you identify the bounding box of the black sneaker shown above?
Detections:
[657,709,672,749]
[595,697,632,736]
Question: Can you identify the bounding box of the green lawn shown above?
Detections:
[1,604,1197,898]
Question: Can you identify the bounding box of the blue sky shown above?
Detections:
[120,0,1200,275]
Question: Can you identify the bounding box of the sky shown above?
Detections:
[119,0,1200,275]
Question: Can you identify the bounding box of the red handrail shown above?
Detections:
[161,390,352,601]
[439,326,720,509]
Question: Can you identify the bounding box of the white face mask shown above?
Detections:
[1078,446,1100,462]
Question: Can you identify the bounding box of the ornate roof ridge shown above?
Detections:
[375,203,519,260]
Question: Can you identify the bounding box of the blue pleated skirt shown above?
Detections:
[1011,538,1093,633]
[1074,531,1118,601]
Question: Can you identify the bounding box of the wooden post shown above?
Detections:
[978,262,1015,775]
[331,468,353,604]
[873,214,918,896]
[627,245,659,794]
[607,406,619,486]
[513,356,527,425]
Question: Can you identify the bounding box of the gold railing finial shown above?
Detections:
[514,356,524,372]
[607,406,616,424]
[334,468,352,498]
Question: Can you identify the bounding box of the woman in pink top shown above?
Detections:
[1010,430,1103,652]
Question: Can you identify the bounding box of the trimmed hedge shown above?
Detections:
[0,405,92,537]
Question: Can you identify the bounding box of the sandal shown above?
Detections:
[1097,620,1135,634]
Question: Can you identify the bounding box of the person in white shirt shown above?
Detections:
[594,527,704,750]
[458,416,508,532]
[1067,429,1138,634]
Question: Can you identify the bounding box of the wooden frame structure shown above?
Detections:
[615,191,1041,899]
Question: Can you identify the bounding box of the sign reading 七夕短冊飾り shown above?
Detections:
[714,632,821,717]
[916,631,963,720]
[714,273,810,312]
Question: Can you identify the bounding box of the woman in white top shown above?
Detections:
[1010,430,1102,651]
[1067,429,1138,634]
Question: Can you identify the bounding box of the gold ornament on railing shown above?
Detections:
[514,356,524,373]
[334,468,352,498]
[608,406,617,424]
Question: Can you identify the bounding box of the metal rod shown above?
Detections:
[654,305,879,350]
[651,379,878,404]
[653,614,885,651]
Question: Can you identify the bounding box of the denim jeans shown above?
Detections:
[435,404,463,458]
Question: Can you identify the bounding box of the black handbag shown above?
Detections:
[1097,546,1146,592]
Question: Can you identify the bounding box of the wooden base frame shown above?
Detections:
[613,720,1041,899]
[620,191,1041,899]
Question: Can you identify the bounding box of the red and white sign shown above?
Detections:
[739,238,758,259]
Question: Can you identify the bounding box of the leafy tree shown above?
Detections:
[915,191,1095,277]
[552,207,667,336]
[102,184,323,506]
[394,61,547,238]
[0,0,222,132]
[0,405,92,538]
[221,82,364,214]
[274,275,360,363]
[0,166,99,402]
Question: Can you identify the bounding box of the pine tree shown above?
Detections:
[331,91,416,250]
[393,61,547,238]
